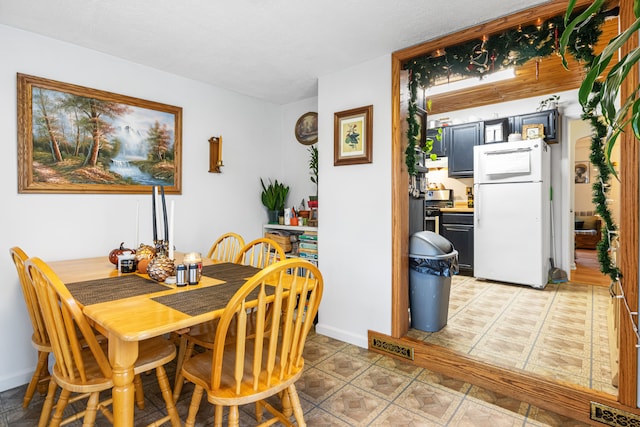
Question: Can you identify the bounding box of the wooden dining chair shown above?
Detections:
[234,237,286,269]
[181,258,323,427]
[9,247,51,408]
[25,257,182,427]
[207,232,245,262]
[172,237,287,400]
[173,232,245,374]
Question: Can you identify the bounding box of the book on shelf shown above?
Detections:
[298,252,318,260]
[299,242,317,250]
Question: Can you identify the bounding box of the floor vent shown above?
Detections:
[591,401,640,426]
[370,337,414,360]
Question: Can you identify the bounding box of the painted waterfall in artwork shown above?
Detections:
[31,87,176,186]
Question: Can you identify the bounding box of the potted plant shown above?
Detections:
[260,178,289,224]
[308,145,318,207]
[536,95,560,111]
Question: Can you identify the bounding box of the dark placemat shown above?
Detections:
[67,275,170,306]
[152,278,273,317]
[201,263,261,280]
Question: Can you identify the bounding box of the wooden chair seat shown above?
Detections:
[26,257,181,427]
[182,337,305,405]
[179,258,323,427]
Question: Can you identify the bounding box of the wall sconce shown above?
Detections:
[208,136,223,173]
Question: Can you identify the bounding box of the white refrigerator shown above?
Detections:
[473,138,550,289]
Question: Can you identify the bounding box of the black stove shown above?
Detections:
[422,190,453,233]
[424,200,454,215]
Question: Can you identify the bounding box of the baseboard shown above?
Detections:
[315,322,368,348]
[0,368,33,393]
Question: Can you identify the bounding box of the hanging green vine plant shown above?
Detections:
[559,0,635,282]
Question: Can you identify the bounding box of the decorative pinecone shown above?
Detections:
[135,244,156,263]
[147,254,175,282]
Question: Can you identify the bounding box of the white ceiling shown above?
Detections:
[0,0,548,105]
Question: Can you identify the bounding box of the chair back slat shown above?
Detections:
[26,258,112,384]
[234,238,285,269]
[209,259,322,396]
[10,247,49,346]
[207,232,245,262]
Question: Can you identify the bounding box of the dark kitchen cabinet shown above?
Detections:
[441,212,473,274]
[426,127,447,157]
[512,109,558,142]
[446,122,483,178]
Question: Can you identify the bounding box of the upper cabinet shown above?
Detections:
[426,127,447,157]
[446,122,483,178]
[512,109,558,143]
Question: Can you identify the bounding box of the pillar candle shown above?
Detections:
[168,200,175,260]
[152,186,158,242]
[135,200,140,248]
[161,186,168,241]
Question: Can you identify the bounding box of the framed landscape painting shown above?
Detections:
[17,73,182,194]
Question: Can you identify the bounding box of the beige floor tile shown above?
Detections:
[318,384,388,425]
[466,385,530,415]
[303,406,354,426]
[393,381,462,424]
[526,406,594,426]
[315,351,371,382]
[447,399,527,426]
[416,369,471,393]
[370,403,441,426]
[350,365,414,400]
[296,366,348,402]
[375,354,425,379]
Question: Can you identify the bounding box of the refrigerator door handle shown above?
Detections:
[484,147,532,155]
[474,184,480,225]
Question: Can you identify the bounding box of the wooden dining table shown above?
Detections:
[48,253,263,427]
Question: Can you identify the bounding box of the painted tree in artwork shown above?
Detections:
[33,88,63,162]
[59,95,131,166]
[147,120,172,161]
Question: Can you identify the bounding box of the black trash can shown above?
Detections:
[409,231,459,332]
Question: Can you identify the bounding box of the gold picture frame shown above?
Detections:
[522,123,544,140]
[17,73,182,194]
[334,105,373,166]
[294,112,318,145]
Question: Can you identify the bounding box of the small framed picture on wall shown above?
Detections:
[575,162,589,184]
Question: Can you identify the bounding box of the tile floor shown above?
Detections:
[0,328,593,426]
[407,275,617,395]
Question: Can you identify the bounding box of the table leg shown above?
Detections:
[108,337,139,427]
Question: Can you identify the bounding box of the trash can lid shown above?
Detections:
[410,231,454,256]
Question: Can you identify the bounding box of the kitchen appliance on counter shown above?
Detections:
[424,189,453,234]
[473,138,550,289]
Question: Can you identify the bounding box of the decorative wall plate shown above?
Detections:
[295,112,318,145]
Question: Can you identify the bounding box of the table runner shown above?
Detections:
[67,275,170,306]
[152,263,263,316]
[201,263,261,280]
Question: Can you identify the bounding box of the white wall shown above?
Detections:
[0,24,316,391]
[315,55,392,347]
[279,98,318,211]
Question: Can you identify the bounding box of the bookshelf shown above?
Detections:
[263,224,318,267]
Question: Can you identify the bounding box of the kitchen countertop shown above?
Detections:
[441,203,474,213]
